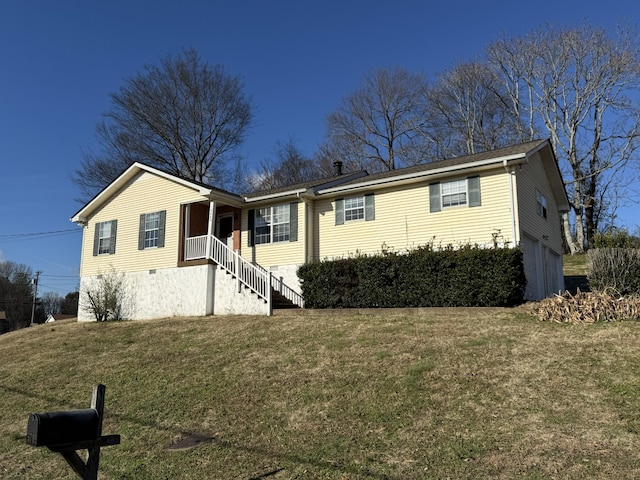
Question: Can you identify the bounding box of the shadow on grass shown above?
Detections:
[3,383,400,480]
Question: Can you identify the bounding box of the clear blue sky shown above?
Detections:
[1,0,638,297]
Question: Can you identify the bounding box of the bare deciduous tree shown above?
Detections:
[74,48,254,200]
[248,138,317,191]
[322,67,430,172]
[488,23,640,252]
[40,291,62,316]
[425,61,529,158]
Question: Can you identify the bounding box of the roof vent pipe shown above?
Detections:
[333,161,343,176]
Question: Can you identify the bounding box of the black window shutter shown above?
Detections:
[109,220,118,254]
[138,214,146,250]
[468,176,481,207]
[364,193,375,221]
[289,202,298,242]
[248,209,255,247]
[335,199,344,225]
[429,183,441,212]
[158,210,166,247]
[93,223,100,256]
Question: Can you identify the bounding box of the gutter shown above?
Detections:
[317,153,528,195]
[243,188,308,203]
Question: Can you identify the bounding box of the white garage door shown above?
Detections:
[522,234,541,301]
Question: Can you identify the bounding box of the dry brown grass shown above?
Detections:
[2,309,640,479]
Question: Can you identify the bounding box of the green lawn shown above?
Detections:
[563,253,589,276]
[2,309,640,479]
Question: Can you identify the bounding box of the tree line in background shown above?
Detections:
[74,22,640,254]
[0,261,79,333]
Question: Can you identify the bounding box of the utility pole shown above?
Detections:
[30,271,41,326]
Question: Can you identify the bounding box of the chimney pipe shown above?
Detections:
[333,161,343,176]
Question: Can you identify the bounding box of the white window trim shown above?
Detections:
[441,179,468,208]
[344,196,365,222]
[255,204,290,245]
[536,190,548,219]
[97,221,112,255]
[144,212,160,249]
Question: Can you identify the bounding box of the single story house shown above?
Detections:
[71,138,569,321]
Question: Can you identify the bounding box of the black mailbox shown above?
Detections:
[26,408,100,447]
[26,385,120,480]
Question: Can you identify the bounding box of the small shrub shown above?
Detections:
[588,248,640,296]
[82,269,128,321]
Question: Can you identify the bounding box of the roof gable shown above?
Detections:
[71,163,243,223]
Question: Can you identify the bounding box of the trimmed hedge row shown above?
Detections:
[297,245,526,308]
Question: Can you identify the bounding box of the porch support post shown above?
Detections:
[267,268,273,317]
[184,204,190,245]
[236,252,241,293]
[206,201,216,260]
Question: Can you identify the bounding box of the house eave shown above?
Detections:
[204,190,244,207]
[242,171,369,204]
[317,154,528,195]
[70,162,242,224]
[243,188,309,203]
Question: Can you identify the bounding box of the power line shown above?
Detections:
[40,273,80,279]
[38,283,79,295]
[0,229,81,239]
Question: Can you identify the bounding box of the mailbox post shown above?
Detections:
[26,384,120,480]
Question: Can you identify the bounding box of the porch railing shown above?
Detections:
[185,235,208,260]
[184,234,304,310]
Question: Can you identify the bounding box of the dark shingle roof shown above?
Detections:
[334,139,548,188]
[243,171,368,199]
[242,139,548,197]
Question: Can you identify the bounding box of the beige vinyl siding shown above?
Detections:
[314,169,514,260]
[515,152,564,254]
[240,201,307,268]
[80,172,207,276]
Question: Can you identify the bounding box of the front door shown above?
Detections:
[216,213,234,249]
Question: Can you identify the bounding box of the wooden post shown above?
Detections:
[236,251,241,293]
[206,201,216,260]
[267,270,273,317]
[87,384,105,479]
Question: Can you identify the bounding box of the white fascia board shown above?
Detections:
[134,163,222,196]
[317,154,527,195]
[243,189,308,203]
[71,162,144,223]
[205,190,244,207]
[243,172,369,203]
[70,162,236,223]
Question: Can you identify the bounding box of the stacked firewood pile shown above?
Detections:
[533,289,640,323]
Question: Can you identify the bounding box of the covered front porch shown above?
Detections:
[180,201,241,262]
[178,200,303,311]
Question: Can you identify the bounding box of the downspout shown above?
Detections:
[504,160,518,245]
